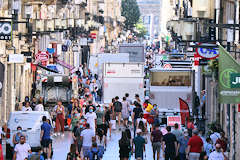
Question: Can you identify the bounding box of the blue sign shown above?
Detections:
[47,48,55,54]
[196,43,219,59]
[62,45,68,52]
[46,65,59,73]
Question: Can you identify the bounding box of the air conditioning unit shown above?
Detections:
[36,20,44,32]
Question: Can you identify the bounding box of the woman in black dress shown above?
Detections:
[119,131,131,160]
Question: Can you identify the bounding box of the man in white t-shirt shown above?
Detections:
[85,106,97,131]
[209,143,228,160]
[13,135,31,160]
[210,129,221,145]
[80,123,95,158]
[22,102,32,111]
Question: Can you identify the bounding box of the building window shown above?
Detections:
[143,16,150,24]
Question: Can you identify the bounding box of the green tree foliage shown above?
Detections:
[121,0,140,30]
[135,19,147,38]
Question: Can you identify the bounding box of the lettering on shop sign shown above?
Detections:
[230,73,240,88]
[196,43,219,59]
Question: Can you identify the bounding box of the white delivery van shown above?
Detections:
[103,63,145,103]
[6,111,52,158]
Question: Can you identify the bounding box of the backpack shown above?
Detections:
[90,147,100,160]
[114,101,122,112]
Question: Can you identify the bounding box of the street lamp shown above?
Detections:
[180,20,196,41]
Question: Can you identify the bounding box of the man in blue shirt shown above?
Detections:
[133,129,145,159]
[40,116,52,160]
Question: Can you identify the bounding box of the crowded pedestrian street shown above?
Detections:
[1,0,240,160]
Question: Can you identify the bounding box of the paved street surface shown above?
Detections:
[52,127,164,160]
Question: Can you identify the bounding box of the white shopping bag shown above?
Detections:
[111,120,116,130]
[128,116,132,122]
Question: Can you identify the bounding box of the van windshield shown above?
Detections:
[9,113,42,130]
[150,71,191,86]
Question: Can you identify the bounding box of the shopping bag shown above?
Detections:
[146,104,153,112]
[110,120,116,130]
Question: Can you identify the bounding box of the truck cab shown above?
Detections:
[36,74,72,110]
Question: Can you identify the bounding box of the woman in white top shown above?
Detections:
[35,98,44,111]
[22,102,32,111]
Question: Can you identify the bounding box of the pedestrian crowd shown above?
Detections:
[5,63,229,160]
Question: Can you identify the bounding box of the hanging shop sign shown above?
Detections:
[219,46,240,104]
[62,45,68,52]
[35,51,49,66]
[35,51,49,62]
[196,43,219,59]
[0,21,11,40]
[47,48,55,55]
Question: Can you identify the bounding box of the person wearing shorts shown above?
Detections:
[113,96,122,127]
[151,124,162,160]
[80,123,95,158]
[40,116,52,160]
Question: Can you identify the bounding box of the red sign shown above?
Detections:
[35,51,49,62]
[194,53,201,66]
[163,63,172,69]
[196,43,219,60]
[167,116,181,127]
[179,98,190,125]
[238,104,240,112]
[90,33,97,39]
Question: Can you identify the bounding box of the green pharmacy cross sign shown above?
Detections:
[230,73,240,88]
[219,46,240,104]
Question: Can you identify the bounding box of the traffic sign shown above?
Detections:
[196,43,219,59]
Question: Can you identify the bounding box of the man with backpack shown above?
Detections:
[113,96,122,128]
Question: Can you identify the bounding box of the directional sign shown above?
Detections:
[196,43,219,59]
